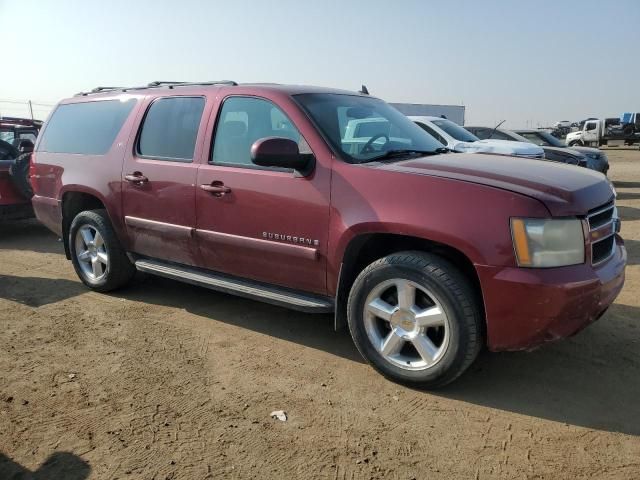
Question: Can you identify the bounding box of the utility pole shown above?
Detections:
[28,100,34,120]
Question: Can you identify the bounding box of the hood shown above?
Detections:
[378,152,614,216]
[452,139,543,157]
[570,145,606,158]
[566,131,582,141]
[542,146,585,165]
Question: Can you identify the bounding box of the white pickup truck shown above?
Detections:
[409,116,544,158]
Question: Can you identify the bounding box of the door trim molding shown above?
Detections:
[195,229,318,260]
[125,216,194,238]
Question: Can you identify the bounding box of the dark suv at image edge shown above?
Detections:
[0,117,40,220]
[30,82,626,387]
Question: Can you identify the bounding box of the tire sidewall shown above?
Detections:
[348,258,473,386]
[69,212,112,289]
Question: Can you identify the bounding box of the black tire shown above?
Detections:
[8,153,33,199]
[568,140,580,147]
[347,251,482,388]
[69,209,135,292]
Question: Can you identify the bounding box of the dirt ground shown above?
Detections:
[1,150,639,480]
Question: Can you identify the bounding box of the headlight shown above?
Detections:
[511,218,585,267]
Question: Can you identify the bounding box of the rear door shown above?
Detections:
[194,93,331,294]
[121,95,207,265]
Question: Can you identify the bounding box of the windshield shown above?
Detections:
[294,93,444,163]
[517,130,564,147]
[432,119,479,143]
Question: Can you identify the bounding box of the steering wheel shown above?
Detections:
[361,133,390,154]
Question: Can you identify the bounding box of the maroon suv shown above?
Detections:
[30,82,626,387]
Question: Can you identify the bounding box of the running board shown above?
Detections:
[134,259,334,313]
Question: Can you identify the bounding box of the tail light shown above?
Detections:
[28,153,36,192]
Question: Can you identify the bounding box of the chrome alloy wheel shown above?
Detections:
[74,225,108,281]
[363,279,450,371]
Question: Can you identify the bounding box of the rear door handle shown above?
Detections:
[200,182,231,197]
[124,172,148,185]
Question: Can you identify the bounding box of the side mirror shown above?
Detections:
[250,137,312,174]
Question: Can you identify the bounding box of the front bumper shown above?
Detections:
[476,235,626,351]
[587,156,609,175]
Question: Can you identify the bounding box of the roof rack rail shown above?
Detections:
[75,80,238,96]
[147,81,184,87]
[145,80,238,88]
[75,86,125,96]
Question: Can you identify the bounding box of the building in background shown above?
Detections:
[390,103,465,126]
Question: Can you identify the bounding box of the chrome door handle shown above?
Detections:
[200,183,231,197]
[124,173,148,185]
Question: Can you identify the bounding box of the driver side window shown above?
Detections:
[211,96,309,168]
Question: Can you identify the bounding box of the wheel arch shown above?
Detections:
[334,232,485,338]
[60,189,108,259]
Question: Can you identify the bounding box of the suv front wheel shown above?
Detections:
[347,251,482,388]
[69,209,135,292]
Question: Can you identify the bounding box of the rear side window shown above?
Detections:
[138,97,205,161]
[38,99,136,155]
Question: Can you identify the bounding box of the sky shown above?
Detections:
[0,0,638,128]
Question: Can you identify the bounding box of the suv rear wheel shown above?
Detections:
[69,209,135,292]
[347,251,482,388]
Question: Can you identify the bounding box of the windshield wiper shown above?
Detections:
[358,148,447,163]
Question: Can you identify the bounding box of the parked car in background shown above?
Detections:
[514,129,609,174]
[31,82,625,388]
[0,116,41,147]
[553,120,572,137]
[410,116,544,158]
[554,121,572,129]
[466,126,589,169]
[0,117,40,221]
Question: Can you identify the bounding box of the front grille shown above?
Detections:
[588,201,615,229]
[592,236,615,264]
[587,200,617,265]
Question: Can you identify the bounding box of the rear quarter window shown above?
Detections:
[38,99,137,155]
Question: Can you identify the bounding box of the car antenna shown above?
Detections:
[359,85,369,95]
[488,120,506,139]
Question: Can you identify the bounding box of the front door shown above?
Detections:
[583,121,599,144]
[195,95,331,294]
[121,95,207,265]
